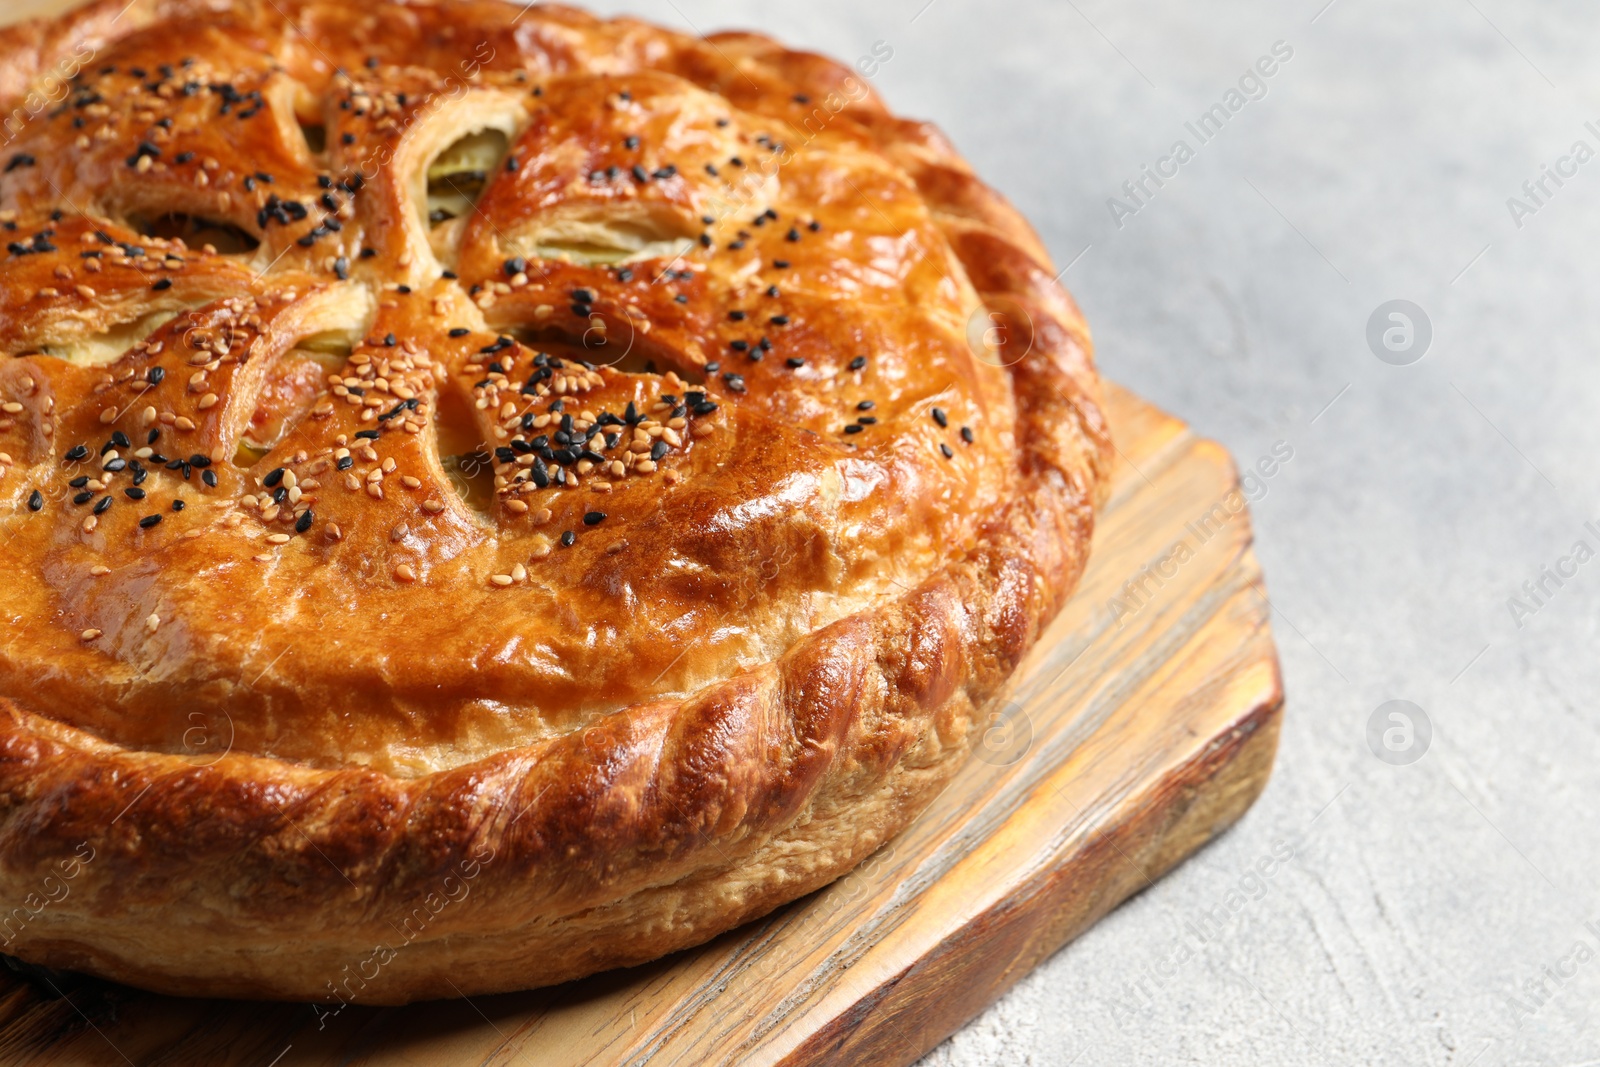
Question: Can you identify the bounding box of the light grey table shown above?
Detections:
[573,2,1594,1065]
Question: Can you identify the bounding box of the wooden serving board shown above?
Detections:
[0,383,1282,1066]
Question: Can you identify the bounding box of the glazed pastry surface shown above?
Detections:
[0,0,1108,1002]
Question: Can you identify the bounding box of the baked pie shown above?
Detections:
[0,0,1110,1002]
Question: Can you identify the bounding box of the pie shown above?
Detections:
[0,0,1110,1003]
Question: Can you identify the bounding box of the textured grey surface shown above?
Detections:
[574,2,1598,1065]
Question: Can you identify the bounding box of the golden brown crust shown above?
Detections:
[0,0,1109,1002]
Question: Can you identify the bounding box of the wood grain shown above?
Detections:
[0,382,1282,1066]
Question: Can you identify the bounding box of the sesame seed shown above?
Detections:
[139,513,162,528]
[584,511,606,526]
[560,530,576,547]
[932,408,948,428]
[26,490,42,511]
[940,443,954,459]
[848,356,866,371]
[961,426,974,443]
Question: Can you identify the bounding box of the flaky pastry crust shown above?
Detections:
[0,0,1110,1002]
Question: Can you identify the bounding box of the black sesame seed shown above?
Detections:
[449,327,470,337]
[728,310,746,321]
[125,487,146,500]
[172,499,185,511]
[848,356,866,371]
[263,467,285,487]
[147,367,165,386]
[786,357,804,368]
[73,491,93,505]
[110,431,130,448]
[94,496,112,515]
[69,476,88,488]
[584,511,606,526]
[65,444,89,461]
[139,514,162,530]
[296,509,314,533]
[103,458,126,473]
[931,407,948,428]
[843,424,863,434]
[151,277,173,291]
[960,426,974,443]
[26,490,42,511]
[560,530,576,547]
[940,443,954,459]
[202,469,218,488]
